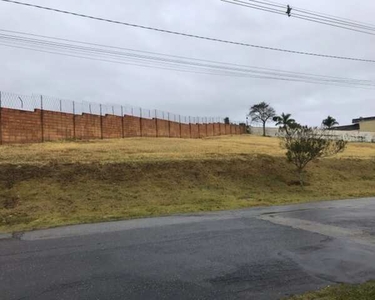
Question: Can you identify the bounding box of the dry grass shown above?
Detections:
[0,135,374,232]
[285,281,375,299]
[0,135,373,165]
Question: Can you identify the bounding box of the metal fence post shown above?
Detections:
[40,95,44,142]
[59,99,62,112]
[100,104,103,139]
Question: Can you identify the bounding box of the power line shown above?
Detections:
[224,0,375,38]
[1,28,371,84]
[273,0,375,28]
[0,30,373,89]
[223,0,375,36]
[293,9,375,31]
[1,32,373,87]
[0,32,371,85]
[221,0,285,16]
[247,0,375,37]
[1,33,367,84]
[243,0,375,29]
[1,0,375,63]
[236,0,375,31]
[292,14,375,36]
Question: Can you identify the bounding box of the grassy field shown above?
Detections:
[285,281,375,299]
[0,135,374,232]
[1,135,374,164]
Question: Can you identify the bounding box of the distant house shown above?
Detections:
[352,116,375,132]
[333,116,375,132]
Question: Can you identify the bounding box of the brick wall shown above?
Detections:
[220,123,226,135]
[141,118,157,137]
[43,110,74,141]
[207,123,214,136]
[190,124,199,138]
[156,119,169,137]
[102,115,123,139]
[0,108,243,144]
[75,113,102,139]
[199,124,207,138]
[124,115,141,137]
[213,123,220,136]
[180,124,190,138]
[240,125,245,134]
[225,124,230,135]
[169,121,180,138]
[1,108,42,144]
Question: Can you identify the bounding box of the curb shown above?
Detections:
[0,233,12,240]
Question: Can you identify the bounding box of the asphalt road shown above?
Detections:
[1,197,375,300]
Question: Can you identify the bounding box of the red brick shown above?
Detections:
[156,119,169,137]
[124,115,141,137]
[198,124,207,138]
[141,118,157,137]
[0,108,236,144]
[180,124,190,138]
[75,113,101,139]
[102,115,123,139]
[169,121,180,138]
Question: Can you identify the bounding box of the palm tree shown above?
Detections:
[322,116,339,129]
[273,113,296,134]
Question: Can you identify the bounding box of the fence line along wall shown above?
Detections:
[250,126,375,143]
[0,91,245,144]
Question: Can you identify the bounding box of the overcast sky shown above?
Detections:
[0,0,374,126]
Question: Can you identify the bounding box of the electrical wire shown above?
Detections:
[223,0,375,36]
[0,30,373,89]
[1,32,373,87]
[0,32,373,85]
[1,0,375,63]
[244,0,375,30]
[2,28,369,83]
[2,34,368,84]
[221,0,285,16]
[246,0,375,32]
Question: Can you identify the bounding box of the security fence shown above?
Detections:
[0,91,245,123]
[0,91,245,144]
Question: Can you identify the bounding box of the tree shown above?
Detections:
[322,116,339,129]
[224,117,230,124]
[273,113,296,134]
[280,126,347,186]
[249,102,276,136]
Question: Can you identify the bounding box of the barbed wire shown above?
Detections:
[0,91,243,124]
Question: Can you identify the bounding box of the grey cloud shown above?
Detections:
[0,0,374,125]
